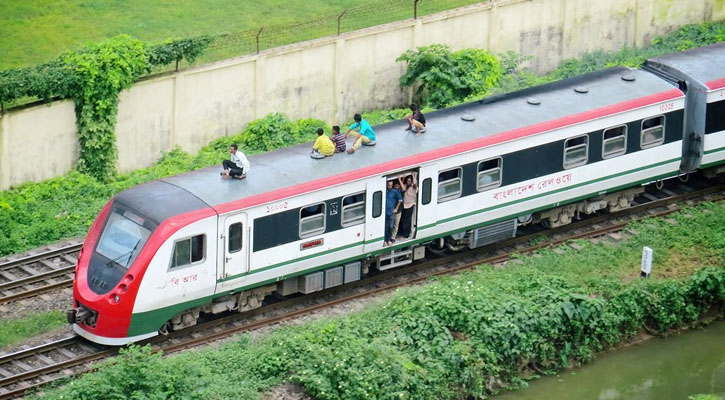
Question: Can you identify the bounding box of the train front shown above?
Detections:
[67,181,210,345]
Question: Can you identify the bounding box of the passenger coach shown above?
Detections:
[69,44,725,345]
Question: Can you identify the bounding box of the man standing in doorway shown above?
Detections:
[385,180,402,247]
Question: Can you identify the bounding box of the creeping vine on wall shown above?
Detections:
[0,34,213,180]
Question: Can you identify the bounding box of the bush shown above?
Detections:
[397,44,502,108]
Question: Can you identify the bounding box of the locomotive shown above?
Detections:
[68,43,725,345]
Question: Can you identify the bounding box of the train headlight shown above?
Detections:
[108,294,121,304]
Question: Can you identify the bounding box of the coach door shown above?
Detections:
[219,213,249,280]
[363,178,386,252]
[416,164,438,235]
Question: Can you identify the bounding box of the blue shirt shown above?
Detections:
[385,188,402,216]
[350,119,376,141]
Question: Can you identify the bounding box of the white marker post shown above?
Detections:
[641,246,653,278]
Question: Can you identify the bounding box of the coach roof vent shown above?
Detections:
[526,97,541,105]
[574,86,589,94]
[621,74,636,82]
[461,114,475,121]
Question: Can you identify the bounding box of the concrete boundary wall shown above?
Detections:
[0,0,722,190]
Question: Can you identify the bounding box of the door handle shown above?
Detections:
[226,256,232,263]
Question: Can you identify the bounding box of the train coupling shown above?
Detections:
[67,305,95,325]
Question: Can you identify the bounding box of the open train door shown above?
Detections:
[363,177,386,253]
[415,163,438,237]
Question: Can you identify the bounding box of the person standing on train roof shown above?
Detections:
[221,144,250,179]
[330,125,346,153]
[346,114,376,154]
[404,103,426,135]
[310,128,335,159]
[384,180,403,247]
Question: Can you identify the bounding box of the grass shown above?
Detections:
[0,0,483,71]
[28,202,725,399]
[0,311,67,350]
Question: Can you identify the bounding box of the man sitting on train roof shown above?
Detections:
[404,103,426,135]
[310,128,335,159]
[345,113,376,154]
[221,144,250,180]
[330,125,346,153]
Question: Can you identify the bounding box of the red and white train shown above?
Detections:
[68,43,725,345]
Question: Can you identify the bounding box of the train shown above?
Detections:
[67,42,725,345]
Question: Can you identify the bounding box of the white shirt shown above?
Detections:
[231,150,251,172]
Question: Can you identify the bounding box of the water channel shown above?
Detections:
[495,320,725,400]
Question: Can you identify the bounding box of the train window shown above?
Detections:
[341,192,366,227]
[96,210,152,269]
[299,203,326,238]
[477,158,502,192]
[641,115,665,149]
[563,135,588,169]
[438,167,462,202]
[422,178,432,205]
[171,235,205,269]
[228,223,243,253]
[372,191,382,218]
[602,125,627,159]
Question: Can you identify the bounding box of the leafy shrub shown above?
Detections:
[239,113,298,152]
[397,44,502,108]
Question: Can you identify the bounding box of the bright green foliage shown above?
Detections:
[239,113,330,153]
[147,36,214,70]
[0,34,213,180]
[689,395,723,400]
[63,35,149,180]
[0,312,66,349]
[397,44,502,108]
[32,203,725,400]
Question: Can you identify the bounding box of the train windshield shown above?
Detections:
[96,210,152,269]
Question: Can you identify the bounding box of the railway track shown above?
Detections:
[1,179,723,399]
[0,243,82,305]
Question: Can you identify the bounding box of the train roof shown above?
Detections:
[118,66,681,222]
[645,42,725,90]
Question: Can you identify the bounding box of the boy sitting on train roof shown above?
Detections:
[404,103,426,135]
[221,144,250,179]
[346,113,376,154]
[310,128,335,159]
[330,125,346,153]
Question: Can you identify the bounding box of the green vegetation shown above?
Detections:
[0,0,483,71]
[1,21,724,256]
[0,312,66,350]
[31,202,725,399]
[397,44,502,107]
[0,34,212,179]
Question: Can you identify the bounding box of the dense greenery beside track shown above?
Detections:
[0,21,724,257]
[30,202,725,399]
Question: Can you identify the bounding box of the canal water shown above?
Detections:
[495,320,725,400]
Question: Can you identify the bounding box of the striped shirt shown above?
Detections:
[331,133,346,152]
